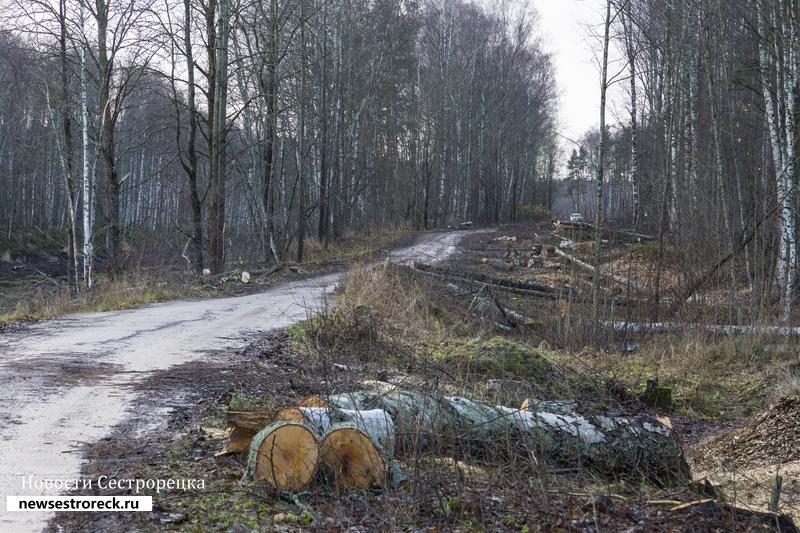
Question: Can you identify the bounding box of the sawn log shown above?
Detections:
[327,385,690,484]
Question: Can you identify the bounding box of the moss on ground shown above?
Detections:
[434,337,550,380]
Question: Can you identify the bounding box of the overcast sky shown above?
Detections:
[531,0,622,146]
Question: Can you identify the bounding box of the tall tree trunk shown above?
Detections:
[261,0,279,262]
[59,0,78,293]
[622,2,639,229]
[208,0,229,275]
[96,0,120,278]
[758,0,796,325]
[318,15,329,245]
[296,0,306,263]
[182,0,203,273]
[704,22,740,323]
[593,0,612,321]
[80,3,94,289]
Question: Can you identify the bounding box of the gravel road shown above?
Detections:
[0,230,489,532]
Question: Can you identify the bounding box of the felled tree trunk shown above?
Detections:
[553,247,653,295]
[243,421,320,491]
[327,386,690,485]
[318,423,387,489]
[225,403,395,456]
[299,407,395,458]
[222,407,306,454]
[239,403,405,490]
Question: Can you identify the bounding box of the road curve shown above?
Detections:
[0,229,490,532]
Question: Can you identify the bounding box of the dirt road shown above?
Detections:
[0,230,488,532]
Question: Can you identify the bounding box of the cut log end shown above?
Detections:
[224,407,307,454]
[319,425,386,489]
[298,395,329,408]
[253,421,319,492]
[275,406,305,422]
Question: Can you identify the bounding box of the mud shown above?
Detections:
[0,231,479,532]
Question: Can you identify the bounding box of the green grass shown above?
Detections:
[433,337,551,381]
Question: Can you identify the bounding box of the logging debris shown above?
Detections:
[691,396,800,472]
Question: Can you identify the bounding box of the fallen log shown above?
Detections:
[553,248,653,295]
[210,264,283,284]
[318,423,387,489]
[599,320,800,337]
[297,395,328,408]
[328,386,690,484]
[226,409,277,431]
[488,259,515,272]
[397,262,567,298]
[612,229,656,241]
[299,407,395,458]
[238,406,403,490]
[226,403,395,457]
[221,407,312,454]
[250,264,284,277]
[554,221,655,242]
[243,421,320,491]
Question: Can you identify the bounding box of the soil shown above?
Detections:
[4,224,798,532]
[45,332,797,533]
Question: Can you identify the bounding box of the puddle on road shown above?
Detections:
[4,357,126,387]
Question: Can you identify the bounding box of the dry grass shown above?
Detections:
[584,331,796,419]
[294,255,797,421]
[0,271,196,322]
[284,228,410,265]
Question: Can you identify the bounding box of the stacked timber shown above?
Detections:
[231,387,690,492]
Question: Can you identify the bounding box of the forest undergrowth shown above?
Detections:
[26,223,800,531]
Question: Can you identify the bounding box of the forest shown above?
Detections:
[0,0,799,325]
[5,1,800,530]
[0,0,558,280]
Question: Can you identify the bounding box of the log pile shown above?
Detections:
[230,386,691,492]
[235,397,400,491]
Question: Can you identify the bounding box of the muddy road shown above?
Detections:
[0,230,489,532]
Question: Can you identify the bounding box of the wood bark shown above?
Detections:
[327,386,690,484]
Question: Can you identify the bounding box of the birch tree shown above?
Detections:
[593,0,612,319]
[757,0,798,325]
